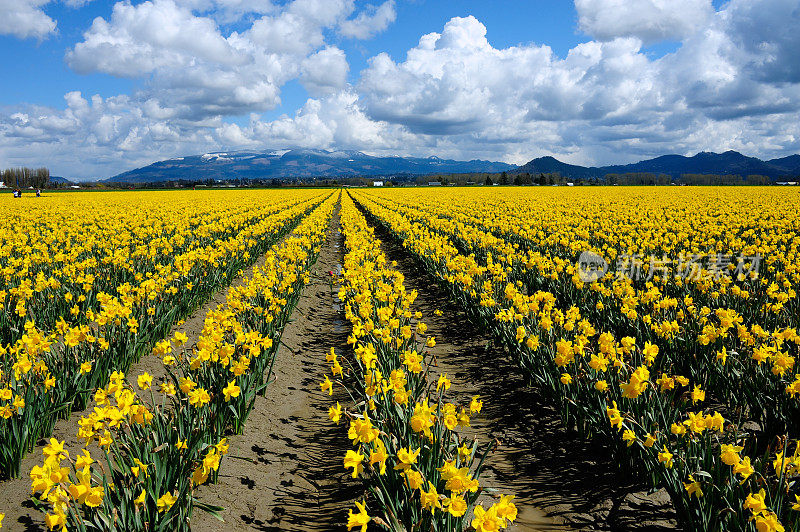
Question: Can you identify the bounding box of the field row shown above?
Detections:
[330,192,516,530]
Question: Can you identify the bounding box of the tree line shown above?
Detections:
[602,172,775,185]
[70,170,792,189]
[411,171,784,186]
[2,167,50,189]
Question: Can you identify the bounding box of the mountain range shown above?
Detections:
[105,149,515,183]
[514,150,800,180]
[98,149,800,183]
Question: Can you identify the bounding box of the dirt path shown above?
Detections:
[122,243,279,405]
[363,211,679,532]
[191,209,358,531]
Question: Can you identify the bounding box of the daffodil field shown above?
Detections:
[2,186,799,531]
[350,186,800,532]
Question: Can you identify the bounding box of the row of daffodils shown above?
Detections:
[27,193,336,531]
[351,187,800,532]
[330,193,516,532]
[1,191,320,344]
[1,190,326,480]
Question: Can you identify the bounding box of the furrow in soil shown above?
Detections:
[191,209,358,532]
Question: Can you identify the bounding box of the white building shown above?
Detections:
[372,181,384,187]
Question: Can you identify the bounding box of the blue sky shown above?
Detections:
[2,2,130,105]
[0,0,798,179]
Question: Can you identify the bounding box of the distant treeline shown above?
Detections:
[421,171,786,186]
[2,167,50,189]
[96,177,344,189]
[603,172,773,185]
[81,171,794,189]
[676,173,773,185]
[414,171,783,186]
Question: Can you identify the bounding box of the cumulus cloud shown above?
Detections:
[0,0,99,40]
[359,16,660,138]
[0,90,408,178]
[723,0,800,83]
[66,0,289,120]
[659,0,800,121]
[352,4,800,165]
[575,0,713,43]
[0,0,404,177]
[0,0,56,39]
[63,0,395,121]
[251,91,415,150]
[301,47,350,95]
[339,0,396,39]
[0,92,212,178]
[68,1,239,77]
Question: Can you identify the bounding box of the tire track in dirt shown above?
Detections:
[360,206,679,532]
[190,209,358,531]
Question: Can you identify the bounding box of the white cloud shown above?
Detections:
[659,0,800,120]
[0,91,222,178]
[339,0,395,39]
[245,10,327,55]
[359,16,660,137]
[62,0,96,7]
[289,0,353,26]
[0,0,56,39]
[248,91,408,149]
[723,0,800,83]
[64,0,367,121]
[301,47,350,95]
[0,0,99,40]
[68,0,240,77]
[575,0,713,43]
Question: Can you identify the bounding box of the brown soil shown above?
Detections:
[190,209,358,531]
[364,212,680,532]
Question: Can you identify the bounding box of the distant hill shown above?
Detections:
[106,149,515,183]
[769,154,800,174]
[514,150,800,180]
[512,156,600,180]
[49,176,73,184]
[104,148,800,184]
